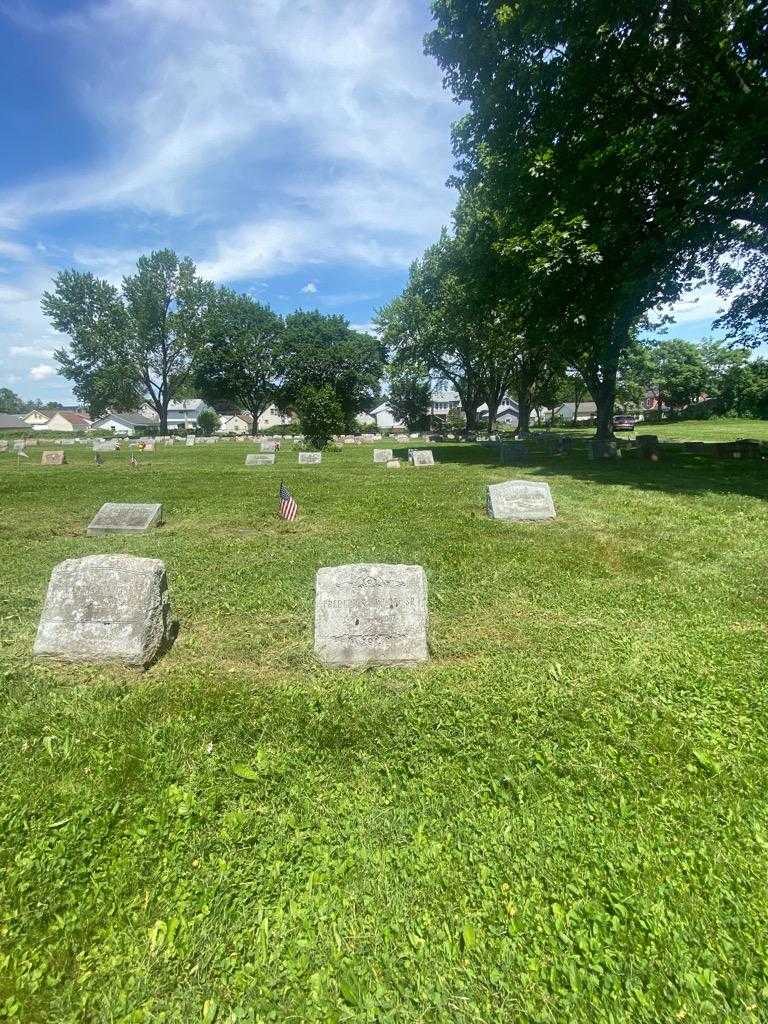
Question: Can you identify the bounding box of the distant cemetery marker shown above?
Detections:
[314,563,429,668]
[299,452,322,464]
[245,454,275,466]
[486,480,556,522]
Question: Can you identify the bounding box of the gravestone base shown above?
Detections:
[87,502,163,536]
[33,554,173,668]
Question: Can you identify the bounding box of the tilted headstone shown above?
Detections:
[486,480,556,522]
[299,452,322,464]
[41,451,66,466]
[410,450,434,467]
[373,448,394,464]
[86,502,163,536]
[314,563,428,668]
[186,436,196,447]
[386,459,401,469]
[589,440,621,460]
[261,440,277,453]
[245,453,275,466]
[33,554,172,668]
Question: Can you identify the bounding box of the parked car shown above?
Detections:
[613,415,637,432]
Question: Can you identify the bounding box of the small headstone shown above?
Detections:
[33,554,172,668]
[589,440,621,460]
[41,451,66,466]
[261,440,277,453]
[314,563,428,668]
[165,437,175,446]
[373,448,393,464]
[386,459,401,469]
[410,450,434,467]
[93,439,116,453]
[245,453,275,466]
[186,436,196,447]
[0,440,7,453]
[61,439,75,446]
[142,439,155,451]
[486,480,556,522]
[409,433,420,439]
[13,440,25,452]
[86,502,163,536]
[299,452,322,465]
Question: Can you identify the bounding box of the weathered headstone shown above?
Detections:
[86,502,163,536]
[486,479,556,522]
[41,451,66,466]
[261,440,277,453]
[93,439,116,453]
[299,452,322,464]
[314,563,428,668]
[13,440,25,452]
[386,459,401,470]
[245,453,275,466]
[0,440,7,453]
[373,448,393,464]
[410,450,434,467]
[186,436,196,447]
[33,554,172,668]
[589,440,621,460]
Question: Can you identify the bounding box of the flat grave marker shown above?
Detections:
[410,450,434,467]
[299,452,322,465]
[245,453,275,466]
[486,479,556,522]
[86,502,163,536]
[41,451,66,466]
[373,448,393,464]
[314,563,428,668]
[33,554,172,668]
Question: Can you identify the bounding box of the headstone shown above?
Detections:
[86,502,163,536]
[373,448,393,464]
[186,436,196,447]
[165,437,175,446]
[0,440,7,453]
[142,439,155,451]
[314,563,428,668]
[13,440,25,452]
[33,554,172,668]
[386,459,401,470]
[93,439,116,453]
[41,451,66,466]
[245,453,275,466]
[637,435,660,460]
[299,452,322,465]
[500,442,530,464]
[61,439,75,446]
[410,450,434,467]
[409,433,420,439]
[261,440,277,453]
[486,480,556,522]
[589,440,621,460]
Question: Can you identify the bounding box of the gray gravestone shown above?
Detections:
[41,451,66,466]
[0,441,7,453]
[93,440,116,453]
[486,480,556,521]
[261,440,277,453]
[386,459,401,469]
[314,563,428,668]
[373,448,393,464]
[299,452,322,464]
[33,554,172,668]
[589,440,621,460]
[245,453,275,466]
[411,450,434,467]
[86,502,163,536]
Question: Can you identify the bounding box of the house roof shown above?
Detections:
[167,399,206,413]
[93,412,156,427]
[52,411,92,427]
[0,414,28,429]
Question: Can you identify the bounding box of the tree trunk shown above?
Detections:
[594,374,618,440]
[516,395,531,438]
[573,398,581,424]
[249,410,259,436]
[486,405,497,435]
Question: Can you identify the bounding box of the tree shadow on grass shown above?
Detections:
[426,443,768,502]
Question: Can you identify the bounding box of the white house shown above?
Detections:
[217,413,251,435]
[368,402,405,430]
[41,411,92,432]
[258,404,294,430]
[22,410,52,428]
[91,412,157,436]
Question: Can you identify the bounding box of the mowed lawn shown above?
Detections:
[1,434,768,1023]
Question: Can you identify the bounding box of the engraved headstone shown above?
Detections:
[86,502,163,536]
[299,452,322,464]
[410,450,434,467]
[261,440,277,453]
[314,563,428,668]
[373,448,393,464]
[245,453,275,466]
[93,439,116,453]
[486,480,556,522]
[41,451,66,466]
[386,459,401,469]
[33,554,172,668]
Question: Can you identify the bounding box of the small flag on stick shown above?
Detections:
[278,480,298,521]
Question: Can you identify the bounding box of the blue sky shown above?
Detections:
[0,0,724,404]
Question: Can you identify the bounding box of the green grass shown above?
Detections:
[563,415,768,442]
[2,430,768,1023]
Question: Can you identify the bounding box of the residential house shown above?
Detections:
[40,411,92,432]
[557,400,598,423]
[217,413,252,435]
[91,412,157,436]
[430,389,462,418]
[22,409,52,428]
[258,404,294,430]
[367,402,405,430]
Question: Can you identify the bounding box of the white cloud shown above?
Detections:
[0,239,32,261]
[10,345,56,358]
[301,281,318,294]
[29,363,57,381]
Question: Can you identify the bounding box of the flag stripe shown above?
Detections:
[278,481,298,521]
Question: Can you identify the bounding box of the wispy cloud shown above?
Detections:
[29,363,57,381]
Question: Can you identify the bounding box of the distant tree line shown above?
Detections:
[376,0,768,438]
[41,249,384,444]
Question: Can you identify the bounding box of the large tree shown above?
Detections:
[194,288,284,435]
[426,0,768,437]
[43,250,213,432]
[0,388,25,414]
[279,311,383,431]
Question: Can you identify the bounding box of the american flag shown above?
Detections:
[278,480,298,521]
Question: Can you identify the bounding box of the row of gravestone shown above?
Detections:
[32,481,555,669]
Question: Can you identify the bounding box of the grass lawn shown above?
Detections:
[1,432,768,1023]
[564,416,768,442]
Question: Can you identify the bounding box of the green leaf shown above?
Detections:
[232,763,260,781]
